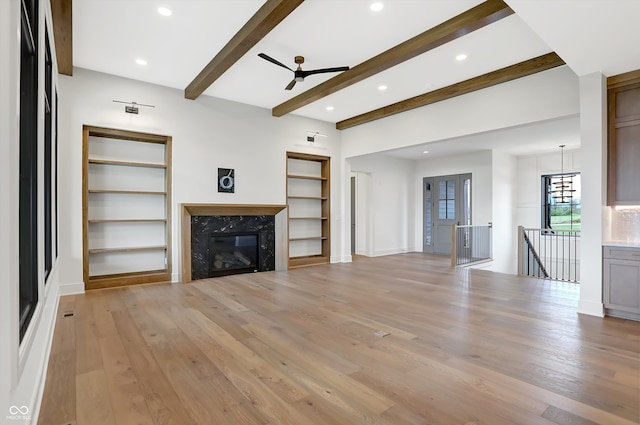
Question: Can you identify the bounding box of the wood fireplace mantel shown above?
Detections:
[181,203,287,283]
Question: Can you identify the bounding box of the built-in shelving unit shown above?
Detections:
[286,152,330,269]
[82,125,172,289]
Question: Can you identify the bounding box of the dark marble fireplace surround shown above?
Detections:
[180,204,286,283]
[191,215,275,280]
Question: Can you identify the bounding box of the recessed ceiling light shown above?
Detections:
[158,7,172,16]
[456,53,468,61]
[423,150,429,154]
[326,106,334,111]
[135,59,147,66]
[378,85,387,91]
[370,2,384,12]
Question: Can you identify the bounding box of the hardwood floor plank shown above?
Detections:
[542,405,601,425]
[99,334,155,425]
[40,253,639,425]
[111,307,200,425]
[249,363,310,403]
[74,295,104,375]
[37,351,76,425]
[76,369,116,425]
[243,322,395,415]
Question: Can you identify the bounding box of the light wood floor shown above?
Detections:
[38,253,639,425]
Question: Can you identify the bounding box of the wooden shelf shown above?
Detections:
[89,245,167,255]
[288,255,330,268]
[287,174,327,181]
[287,196,327,200]
[88,219,167,223]
[89,268,168,280]
[86,270,171,290]
[88,189,167,195]
[88,158,167,169]
[286,152,330,270]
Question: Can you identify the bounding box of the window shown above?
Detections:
[424,182,432,245]
[19,0,39,341]
[542,173,581,231]
[44,29,53,280]
[438,179,455,219]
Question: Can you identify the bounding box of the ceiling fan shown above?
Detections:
[258,53,349,90]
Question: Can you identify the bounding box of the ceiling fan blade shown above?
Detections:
[285,79,297,90]
[258,53,294,72]
[300,66,349,78]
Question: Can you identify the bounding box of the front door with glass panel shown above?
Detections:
[423,174,471,255]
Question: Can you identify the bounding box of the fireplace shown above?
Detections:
[209,232,259,277]
[181,204,287,283]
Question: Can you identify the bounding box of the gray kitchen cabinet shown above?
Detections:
[603,245,640,318]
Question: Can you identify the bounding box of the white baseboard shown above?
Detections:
[578,299,605,317]
[373,248,409,257]
[171,272,180,283]
[331,255,352,263]
[59,281,85,296]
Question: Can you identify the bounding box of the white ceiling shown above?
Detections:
[380,115,581,160]
[73,0,640,156]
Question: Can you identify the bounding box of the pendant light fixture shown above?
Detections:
[550,144,576,204]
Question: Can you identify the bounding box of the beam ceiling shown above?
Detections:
[272,0,514,117]
[336,52,566,130]
[51,0,73,76]
[184,0,304,100]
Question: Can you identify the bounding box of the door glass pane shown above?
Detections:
[447,200,455,219]
[463,178,471,225]
[439,200,447,219]
[447,180,455,199]
[438,181,446,199]
[425,183,432,245]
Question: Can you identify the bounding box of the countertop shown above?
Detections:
[603,241,640,248]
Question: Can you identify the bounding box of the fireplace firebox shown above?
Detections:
[209,233,258,277]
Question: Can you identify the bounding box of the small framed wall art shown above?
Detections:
[218,168,235,193]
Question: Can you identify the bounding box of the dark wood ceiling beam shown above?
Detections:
[185,0,304,100]
[336,52,566,130]
[51,0,73,76]
[272,0,513,117]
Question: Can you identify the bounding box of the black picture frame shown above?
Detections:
[218,168,235,193]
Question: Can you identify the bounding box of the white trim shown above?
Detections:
[29,283,60,425]
[577,299,605,317]
[373,247,410,257]
[59,282,85,296]
[331,255,356,263]
[171,272,180,283]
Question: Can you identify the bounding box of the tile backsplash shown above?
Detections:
[611,207,640,242]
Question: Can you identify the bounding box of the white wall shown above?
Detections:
[578,72,608,317]
[1,1,63,423]
[349,155,415,256]
[58,68,344,286]
[491,150,517,274]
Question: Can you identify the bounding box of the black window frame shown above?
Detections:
[541,172,581,231]
[44,28,53,280]
[19,0,40,341]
